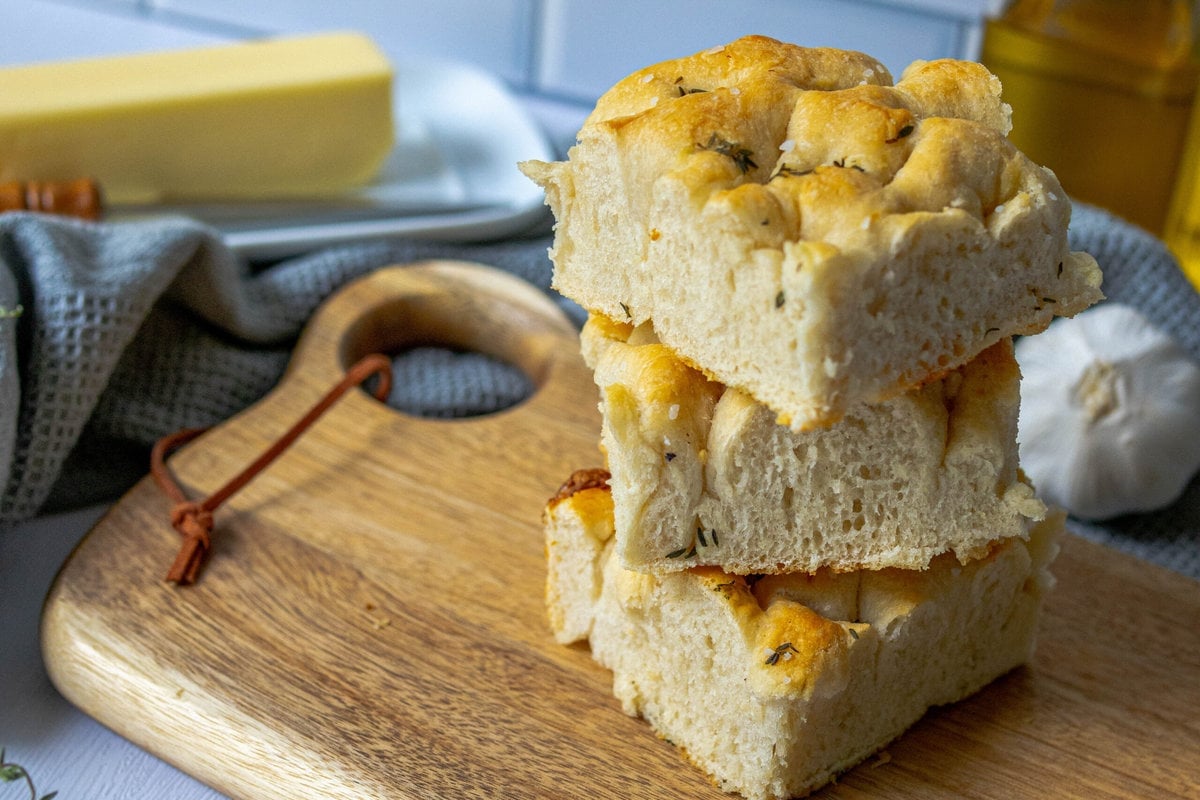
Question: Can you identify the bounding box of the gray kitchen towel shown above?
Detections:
[1,204,1198,580]
[1063,205,1200,579]
[0,210,573,529]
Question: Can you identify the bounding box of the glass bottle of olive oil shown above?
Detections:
[1165,8,1200,290]
[981,0,1198,240]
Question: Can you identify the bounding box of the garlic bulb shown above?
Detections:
[1015,302,1200,520]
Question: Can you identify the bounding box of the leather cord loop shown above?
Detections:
[150,353,393,585]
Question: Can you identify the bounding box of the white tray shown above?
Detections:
[146,58,556,260]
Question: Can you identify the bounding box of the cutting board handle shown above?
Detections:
[284,259,580,409]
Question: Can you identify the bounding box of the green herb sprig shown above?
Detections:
[0,749,57,800]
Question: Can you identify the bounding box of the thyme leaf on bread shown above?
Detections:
[1032,289,1058,312]
[765,642,799,666]
[698,133,757,174]
[674,75,708,96]
[714,580,739,599]
[771,165,812,180]
[667,528,720,560]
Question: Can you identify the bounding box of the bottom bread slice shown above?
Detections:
[544,469,1061,800]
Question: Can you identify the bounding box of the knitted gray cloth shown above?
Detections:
[1063,206,1200,579]
[1,204,1197,580]
[0,211,575,526]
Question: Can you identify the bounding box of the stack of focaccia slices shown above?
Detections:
[523,33,1102,800]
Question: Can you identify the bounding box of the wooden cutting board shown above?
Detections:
[41,261,1200,799]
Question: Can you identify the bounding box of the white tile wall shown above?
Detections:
[149,0,537,86]
[0,0,999,140]
[535,0,986,102]
[0,0,227,66]
[885,0,1003,16]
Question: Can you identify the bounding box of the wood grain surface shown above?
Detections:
[41,261,1200,799]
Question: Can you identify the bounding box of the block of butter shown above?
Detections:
[0,32,394,204]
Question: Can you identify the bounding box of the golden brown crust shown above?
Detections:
[548,468,612,507]
[581,312,1044,574]
[523,35,1103,430]
[544,478,1064,799]
[586,36,893,127]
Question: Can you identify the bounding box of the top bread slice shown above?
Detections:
[522,35,1103,430]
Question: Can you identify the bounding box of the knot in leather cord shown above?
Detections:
[170,501,214,542]
[166,501,215,586]
[151,353,393,585]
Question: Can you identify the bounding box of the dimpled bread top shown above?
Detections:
[524,35,1102,430]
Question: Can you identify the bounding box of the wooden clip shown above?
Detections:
[0,177,102,221]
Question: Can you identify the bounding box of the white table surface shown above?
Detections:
[2,506,229,799]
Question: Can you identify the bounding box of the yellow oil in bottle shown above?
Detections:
[981,0,1198,238]
[1165,31,1200,289]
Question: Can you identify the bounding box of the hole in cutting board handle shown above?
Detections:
[334,265,572,420]
[366,346,533,419]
